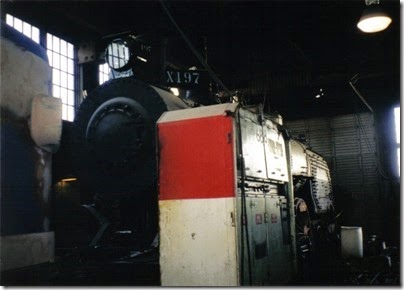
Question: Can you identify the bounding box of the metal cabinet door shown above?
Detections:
[239,196,270,285]
[263,123,289,183]
[240,117,267,180]
[265,195,292,283]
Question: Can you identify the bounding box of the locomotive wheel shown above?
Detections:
[72,77,168,196]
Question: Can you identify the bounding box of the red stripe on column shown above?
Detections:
[158,116,235,200]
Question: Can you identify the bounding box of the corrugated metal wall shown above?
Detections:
[285,112,382,237]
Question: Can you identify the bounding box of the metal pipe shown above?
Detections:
[236,106,252,286]
[349,81,374,113]
[283,133,298,278]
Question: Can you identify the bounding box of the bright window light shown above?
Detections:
[394,107,400,143]
[47,33,76,122]
[5,14,40,44]
[6,14,13,26]
[99,63,111,85]
[394,107,400,176]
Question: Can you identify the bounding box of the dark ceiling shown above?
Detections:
[2,0,401,120]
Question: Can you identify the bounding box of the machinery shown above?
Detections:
[2,16,398,286]
[71,73,335,284]
[68,34,336,284]
[71,77,190,247]
[0,23,335,283]
[157,103,335,285]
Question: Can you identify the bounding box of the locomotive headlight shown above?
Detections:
[105,34,152,75]
[106,38,132,72]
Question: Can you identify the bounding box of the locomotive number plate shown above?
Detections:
[165,69,208,89]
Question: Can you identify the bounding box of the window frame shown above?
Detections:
[5,13,79,122]
[46,32,76,122]
[5,14,40,44]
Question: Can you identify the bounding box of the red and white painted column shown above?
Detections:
[157,103,240,286]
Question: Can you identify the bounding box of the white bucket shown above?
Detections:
[341,226,363,258]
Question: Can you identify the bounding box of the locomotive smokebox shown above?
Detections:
[73,77,188,198]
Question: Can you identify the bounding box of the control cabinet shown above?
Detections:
[157,103,294,286]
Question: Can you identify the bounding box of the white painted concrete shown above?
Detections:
[1,37,51,119]
[30,94,62,153]
[159,197,239,286]
[158,102,238,123]
[0,232,55,271]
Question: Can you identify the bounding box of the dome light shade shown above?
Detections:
[357,6,392,33]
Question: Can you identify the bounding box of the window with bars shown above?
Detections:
[5,13,40,44]
[99,62,111,85]
[47,33,76,122]
[5,13,77,122]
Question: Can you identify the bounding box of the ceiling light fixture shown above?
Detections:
[315,88,324,99]
[357,0,392,33]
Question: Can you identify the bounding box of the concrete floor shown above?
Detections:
[1,245,399,286]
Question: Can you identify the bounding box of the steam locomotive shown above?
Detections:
[67,34,336,284]
[0,24,335,283]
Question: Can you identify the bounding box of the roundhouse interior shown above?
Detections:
[0,0,401,286]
